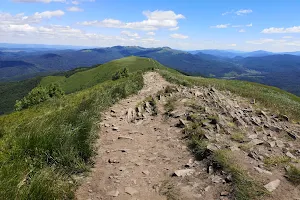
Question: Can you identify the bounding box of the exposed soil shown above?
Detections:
[76,72,300,200]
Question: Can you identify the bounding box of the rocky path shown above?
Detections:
[76,72,300,200]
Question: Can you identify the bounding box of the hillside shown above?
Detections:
[1,57,300,200]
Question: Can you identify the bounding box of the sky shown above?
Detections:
[1,0,300,52]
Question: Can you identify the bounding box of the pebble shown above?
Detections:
[107,190,119,197]
[264,179,280,192]
[125,187,138,195]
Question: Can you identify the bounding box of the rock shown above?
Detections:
[204,186,211,192]
[127,108,135,122]
[112,127,119,131]
[248,151,259,160]
[125,187,138,195]
[286,131,298,140]
[269,125,281,132]
[108,158,120,163]
[280,114,289,121]
[250,139,264,146]
[211,175,223,183]
[119,167,126,171]
[225,174,232,183]
[177,119,188,128]
[264,179,280,192]
[207,143,219,152]
[250,99,256,104]
[220,191,229,196]
[118,136,133,140]
[142,170,150,176]
[286,151,296,159]
[104,124,110,127]
[248,134,258,139]
[107,190,119,197]
[229,146,240,152]
[173,169,195,177]
[207,165,213,174]
[276,140,285,148]
[233,117,247,127]
[254,167,272,175]
[268,141,276,148]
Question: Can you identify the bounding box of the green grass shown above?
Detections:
[264,156,291,167]
[231,132,246,143]
[0,72,144,199]
[39,56,166,94]
[159,70,300,121]
[213,150,267,200]
[286,165,300,185]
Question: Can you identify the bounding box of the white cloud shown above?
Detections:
[121,30,139,38]
[71,0,79,4]
[222,9,252,16]
[67,6,83,12]
[283,36,293,39]
[169,26,179,31]
[34,10,65,18]
[13,0,66,3]
[78,10,185,31]
[0,11,64,25]
[239,29,246,33]
[246,23,253,27]
[146,31,155,36]
[229,44,237,47]
[236,9,252,15]
[262,26,300,33]
[210,24,230,28]
[170,33,188,39]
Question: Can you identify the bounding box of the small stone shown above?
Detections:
[248,134,258,139]
[119,167,126,171]
[207,143,219,152]
[207,165,213,174]
[268,141,276,148]
[112,127,119,131]
[286,151,296,159]
[104,124,110,127]
[276,140,285,148]
[264,179,280,192]
[254,167,272,175]
[107,190,119,197]
[211,175,223,183]
[125,187,138,196]
[250,139,264,145]
[286,131,298,140]
[88,189,92,193]
[118,136,133,140]
[220,191,229,196]
[142,170,150,176]
[108,158,120,163]
[173,169,195,177]
[204,186,211,192]
[225,174,232,183]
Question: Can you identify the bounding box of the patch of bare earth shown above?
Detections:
[76,72,300,200]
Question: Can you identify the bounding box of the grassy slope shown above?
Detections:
[0,56,170,200]
[39,56,165,94]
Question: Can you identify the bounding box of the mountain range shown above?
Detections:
[1,45,300,97]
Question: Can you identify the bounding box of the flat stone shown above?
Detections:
[104,124,110,127]
[204,186,211,192]
[264,179,280,192]
[173,169,195,177]
[286,151,296,159]
[250,139,264,146]
[254,167,273,175]
[207,143,219,152]
[268,141,276,148]
[107,190,119,197]
[286,131,298,140]
[220,191,229,196]
[142,170,150,176]
[248,134,258,139]
[276,140,285,148]
[125,187,138,195]
[118,136,133,140]
[112,127,119,131]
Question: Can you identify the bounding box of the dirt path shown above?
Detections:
[76,72,208,200]
[76,72,300,200]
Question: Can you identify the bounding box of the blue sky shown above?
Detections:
[1,0,300,51]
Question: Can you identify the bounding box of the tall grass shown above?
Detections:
[0,72,144,199]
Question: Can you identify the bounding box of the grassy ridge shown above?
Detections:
[159,70,300,121]
[39,56,164,94]
[0,72,144,199]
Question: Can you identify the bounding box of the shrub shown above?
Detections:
[112,68,129,80]
[15,84,64,111]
